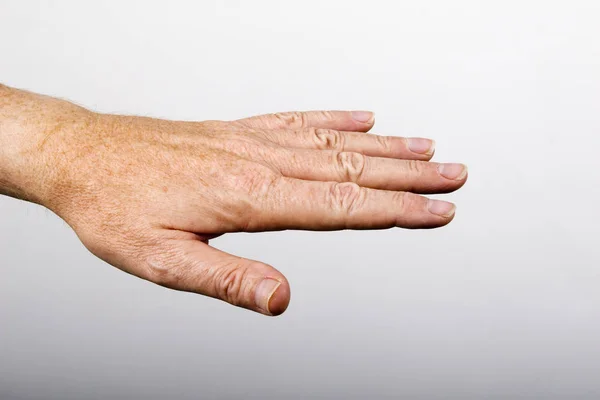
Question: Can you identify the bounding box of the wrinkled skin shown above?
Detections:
[0,85,467,316]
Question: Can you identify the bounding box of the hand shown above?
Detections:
[1,86,467,316]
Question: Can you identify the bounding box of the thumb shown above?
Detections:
[143,237,291,316]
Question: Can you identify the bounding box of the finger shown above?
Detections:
[246,177,457,231]
[268,149,467,194]
[236,110,375,132]
[142,237,290,316]
[259,128,435,160]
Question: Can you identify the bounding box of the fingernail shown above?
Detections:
[351,111,374,123]
[438,163,467,180]
[428,199,456,217]
[407,138,435,155]
[255,278,281,315]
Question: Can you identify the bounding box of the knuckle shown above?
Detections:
[214,263,251,306]
[329,182,365,214]
[392,191,409,212]
[336,151,365,182]
[273,111,307,128]
[375,135,392,152]
[406,159,422,174]
[144,251,183,288]
[314,128,343,150]
[395,191,422,213]
[321,110,335,120]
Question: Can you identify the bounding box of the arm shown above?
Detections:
[0,84,467,316]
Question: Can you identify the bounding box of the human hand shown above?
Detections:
[1,87,467,316]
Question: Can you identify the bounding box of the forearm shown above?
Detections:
[0,84,88,205]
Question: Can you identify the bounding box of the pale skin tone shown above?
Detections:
[0,84,467,316]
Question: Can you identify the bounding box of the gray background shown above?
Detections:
[1,1,599,399]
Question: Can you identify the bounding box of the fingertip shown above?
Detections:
[439,205,456,226]
[254,275,291,316]
[268,279,291,316]
[438,163,468,181]
[351,110,375,124]
[428,199,456,218]
[349,111,375,132]
[406,137,436,157]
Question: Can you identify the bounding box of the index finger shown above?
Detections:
[245,177,456,231]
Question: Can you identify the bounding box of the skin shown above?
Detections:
[0,84,467,316]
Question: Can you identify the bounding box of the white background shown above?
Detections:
[1,1,599,399]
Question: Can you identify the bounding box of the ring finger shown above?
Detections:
[257,128,436,160]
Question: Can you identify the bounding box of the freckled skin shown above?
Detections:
[0,84,467,316]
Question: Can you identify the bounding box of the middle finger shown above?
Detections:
[267,148,468,194]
